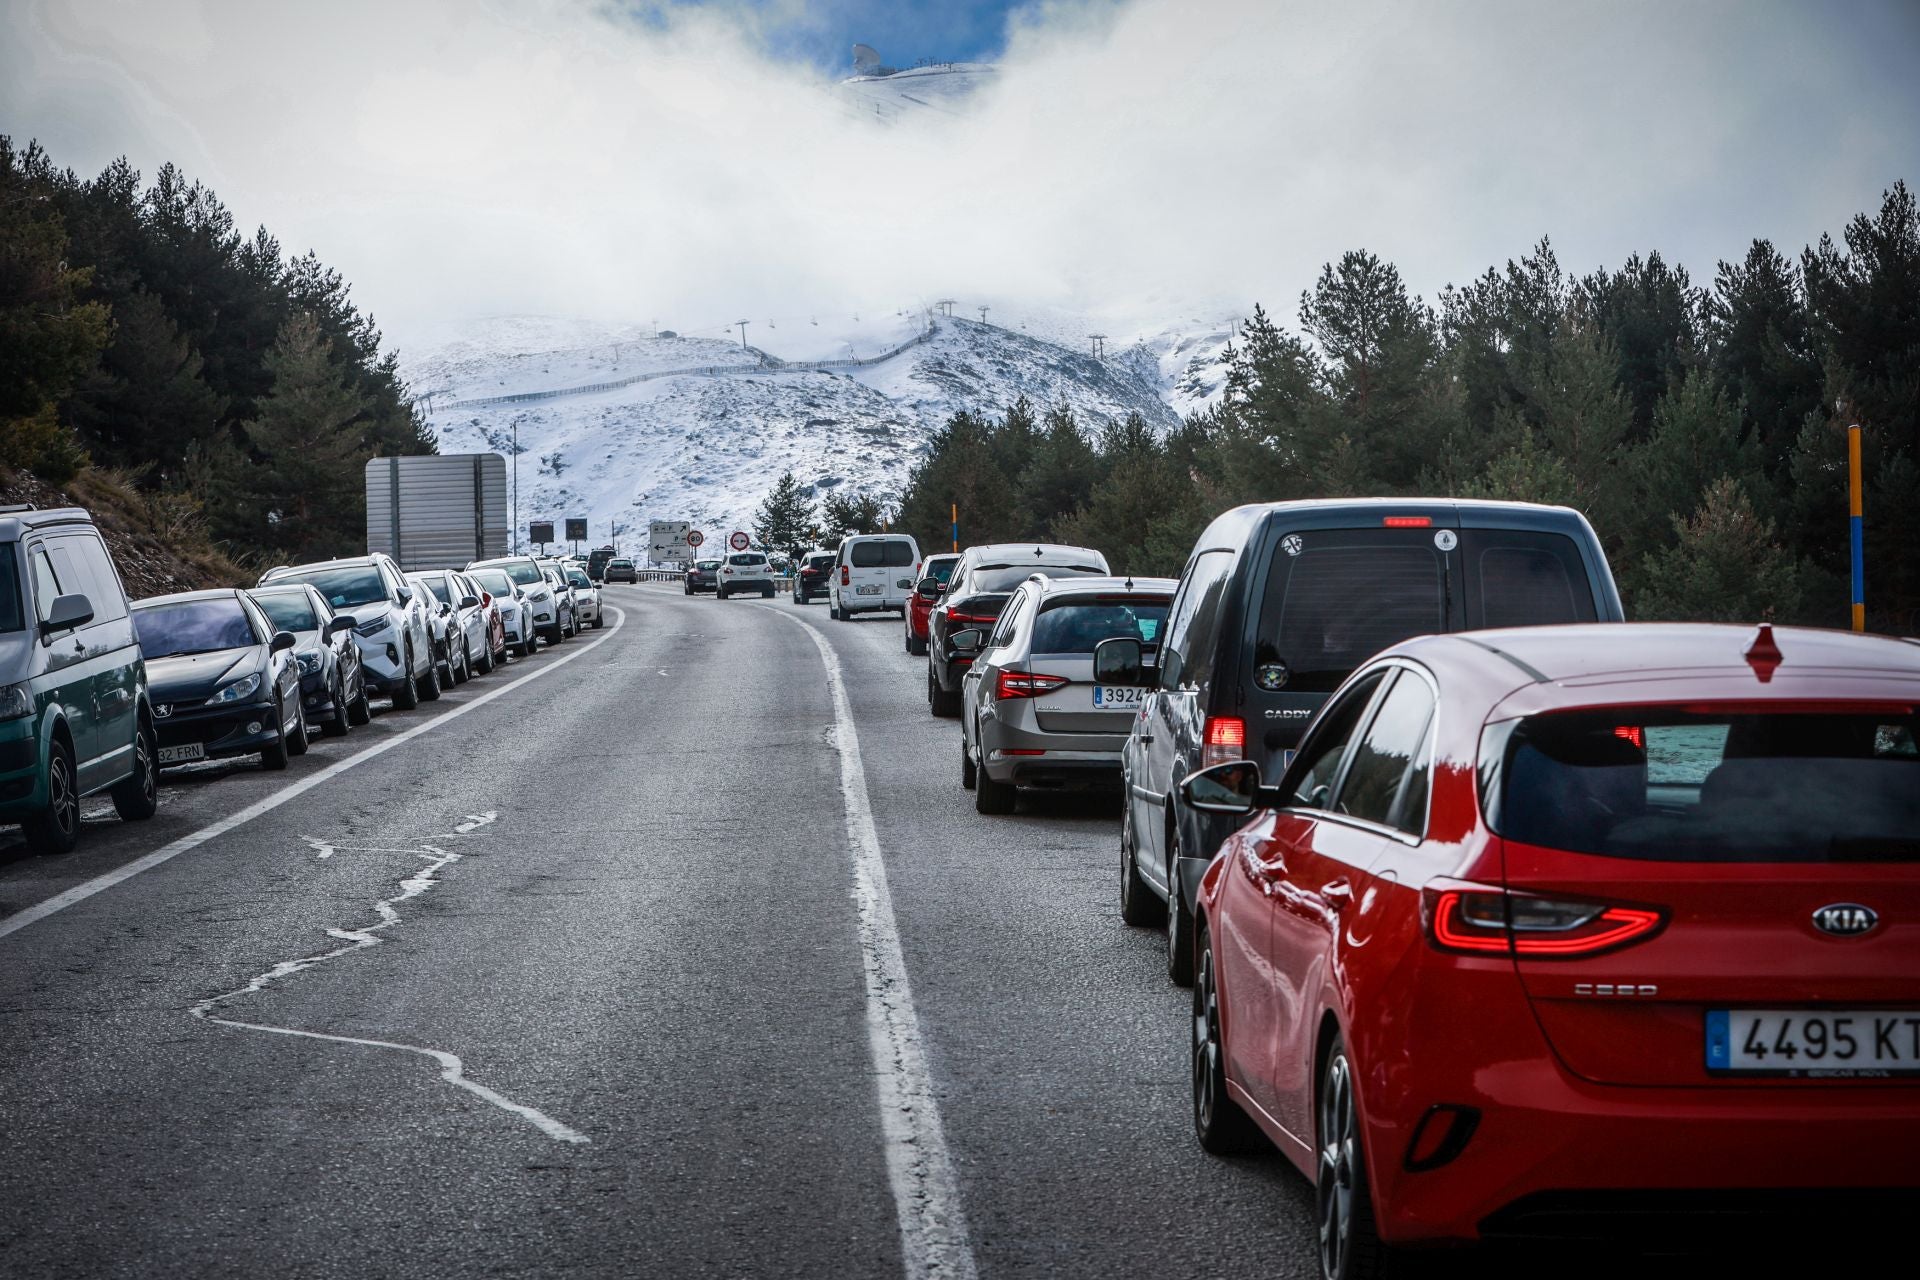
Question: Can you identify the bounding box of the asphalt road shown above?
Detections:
[0,585,1719,1278]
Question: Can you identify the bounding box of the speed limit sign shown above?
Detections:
[687,529,704,548]
[729,531,750,551]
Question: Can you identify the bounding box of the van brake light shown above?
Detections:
[1201,715,1246,768]
[1383,516,1434,528]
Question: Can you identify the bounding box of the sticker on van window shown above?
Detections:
[1256,662,1290,691]
[1281,534,1304,557]
[1433,529,1458,552]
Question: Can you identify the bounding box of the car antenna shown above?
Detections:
[1124,574,1133,590]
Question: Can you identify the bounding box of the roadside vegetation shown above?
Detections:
[0,135,433,578]
[893,185,1920,632]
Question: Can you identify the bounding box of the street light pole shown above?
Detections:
[511,419,519,554]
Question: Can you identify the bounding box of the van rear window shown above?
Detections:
[1254,531,1446,692]
[1487,707,1920,862]
[850,541,914,568]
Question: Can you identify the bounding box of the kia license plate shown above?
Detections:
[1092,685,1145,709]
[1707,1009,1920,1076]
[159,743,205,765]
[857,584,882,595]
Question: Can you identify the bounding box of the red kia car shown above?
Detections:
[904,552,959,655]
[1181,623,1920,1275]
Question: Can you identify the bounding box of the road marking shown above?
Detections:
[0,608,626,943]
[191,820,587,1145]
[755,602,978,1280]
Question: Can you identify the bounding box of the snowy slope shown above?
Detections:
[408,312,1190,548]
[835,62,997,124]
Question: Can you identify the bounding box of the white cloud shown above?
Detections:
[3,0,1915,355]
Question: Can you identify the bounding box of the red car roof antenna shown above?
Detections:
[1745,623,1783,683]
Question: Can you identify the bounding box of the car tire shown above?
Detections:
[961,734,977,791]
[974,765,1016,815]
[929,667,961,718]
[260,695,291,771]
[1193,927,1264,1155]
[1317,1037,1394,1280]
[909,633,927,656]
[286,695,310,757]
[593,614,604,629]
[391,648,420,710]
[322,677,350,737]
[110,717,160,822]
[1167,833,1196,987]
[347,676,372,726]
[476,642,495,675]
[761,584,773,598]
[24,734,81,854]
[517,631,537,658]
[417,654,442,703]
[1119,795,1166,926]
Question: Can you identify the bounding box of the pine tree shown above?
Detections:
[1618,370,1762,578]
[753,470,816,562]
[236,311,373,558]
[1636,477,1810,623]
[1706,240,1821,473]
[1016,403,1100,538]
[820,490,887,538]
[65,287,227,478]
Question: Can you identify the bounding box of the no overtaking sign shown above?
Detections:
[729,531,750,551]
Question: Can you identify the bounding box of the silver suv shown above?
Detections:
[470,555,563,646]
[958,574,1178,814]
[262,554,440,709]
[717,550,774,599]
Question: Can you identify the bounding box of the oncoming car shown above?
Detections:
[1179,623,1920,1273]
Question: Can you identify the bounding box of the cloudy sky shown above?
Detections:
[4,0,1916,353]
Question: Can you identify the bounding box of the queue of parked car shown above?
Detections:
[797,499,1919,1275]
[0,504,632,858]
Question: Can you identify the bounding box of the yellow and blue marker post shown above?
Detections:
[1849,424,1864,632]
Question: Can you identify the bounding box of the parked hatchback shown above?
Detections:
[1182,623,1920,1272]
[831,533,921,620]
[132,589,307,770]
[959,575,1177,813]
[470,555,562,646]
[1110,498,1622,984]
[0,506,156,853]
[563,563,605,626]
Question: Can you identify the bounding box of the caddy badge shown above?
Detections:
[1812,903,1878,937]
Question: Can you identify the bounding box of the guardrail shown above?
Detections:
[440,321,939,411]
[619,570,795,594]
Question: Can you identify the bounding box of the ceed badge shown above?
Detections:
[1256,662,1290,691]
[1433,529,1458,552]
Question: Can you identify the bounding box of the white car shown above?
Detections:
[466,564,536,658]
[469,555,563,646]
[716,550,775,599]
[831,533,921,620]
[560,562,604,628]
[262,554,440,709]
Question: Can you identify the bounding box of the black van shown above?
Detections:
[1099,499,1623,984]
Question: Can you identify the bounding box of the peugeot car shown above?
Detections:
[132,589,306,770]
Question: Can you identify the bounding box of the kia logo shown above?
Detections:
[1812,903,1878,937]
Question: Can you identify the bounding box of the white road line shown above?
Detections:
[0,608,626,943]
[755,601,978,1280]
[190,821,587,1145]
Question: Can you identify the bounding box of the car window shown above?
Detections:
[849,541,914,568]
[45,539,102,624]
[726,554,763,567]
[1253,528,1447,694]
[0,546,23,633]
[1492,706,1920,863]
[926,558,957,583]
[989,592,1027,648]
[29,546,61,623]
[1284,671,1388,810]
[969,563,1105,593]
[1333,670,1436,834]
[1159,549,1232,691]
[132,598,257,658]
[252,591,319,632]
[418,575,453,605]
[567,568,592,586]
[1031,596,1172,654]
[276,565,390,608]
[1463,530,1598,629]
[470,568,512,595]
[54,533,129,623]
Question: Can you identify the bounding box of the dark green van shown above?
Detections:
[0,506,157,853]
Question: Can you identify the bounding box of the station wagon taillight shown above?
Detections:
[1422,884,1665,958]
[996,670,1068,699]
[1201,715,1246,768]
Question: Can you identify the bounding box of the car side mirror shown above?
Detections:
[395,587,412,604]
[950,628,984,653]
[326,615,358,638]
[1181,760,1275,815]
[916,577,941,598]
[270,630,298,653]
[1094,636,1147,686]
[40,593,93,637]
[461,595,480,609]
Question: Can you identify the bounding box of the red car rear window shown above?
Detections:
[1485,706,1920,863]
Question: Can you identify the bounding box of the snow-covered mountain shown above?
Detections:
[404,308,1234,550]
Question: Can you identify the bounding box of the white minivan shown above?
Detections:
[830,533,921,620]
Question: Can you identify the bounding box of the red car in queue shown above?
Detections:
[1179,623,1920,1276]
[904,552,960,655]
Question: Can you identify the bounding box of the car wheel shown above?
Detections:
[260,695,291,770]
[929,669,960,718]
[1119,794,1166,926]
[974,763,1016,814]
[24,734,81,854]
[1167,829,1195,987]
[961,733,977,791]
[909,633,927,656]
[391,648,420,710]
[1193,927,1263,1154]
[761,584,773,598]
[418,653,443,703]
[518,630,537,657]
[476,641,495,674]
[1318,1038,1393,1280]
[110,716,160,821]
[322,677,349,737]
[348,674,372,725]
[286,694,310,757]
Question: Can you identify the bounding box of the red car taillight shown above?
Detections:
[1200,715,1246,768]
[996,669,1068,699]
[841,566,850,585]
[1422,884,1665,958]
